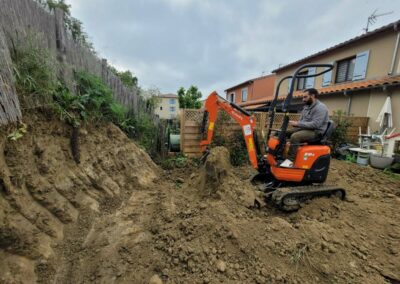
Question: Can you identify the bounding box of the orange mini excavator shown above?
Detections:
[200,63,345,211]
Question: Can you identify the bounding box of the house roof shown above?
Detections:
[239,74,400,106]
[238,98,271,107]
[225,74,275,92]
[272,20,400,73]
[159,93,178,98]
[317,74,400,95]
[243,103,267,110]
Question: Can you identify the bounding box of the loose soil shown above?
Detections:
[1,113,399,284]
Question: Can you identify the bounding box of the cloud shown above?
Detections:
[65,0,399,97]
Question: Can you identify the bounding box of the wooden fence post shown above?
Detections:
[180,109,185,152]
[54,7,71,88]
[0,27,22,125]
[101,59,108,83]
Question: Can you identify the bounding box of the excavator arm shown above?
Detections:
[200,91,259,169]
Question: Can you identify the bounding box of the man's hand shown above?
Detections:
[289,120,299,127]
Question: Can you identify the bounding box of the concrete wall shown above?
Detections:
[226,85,250,104]
[154,97,179,119]
[318,89,400,132]
[319,95,349,115]
[275,31,399,96]
[252,75,276,101]
[225,75,275,105]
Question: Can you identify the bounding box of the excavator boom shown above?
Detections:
[200,92,259,169]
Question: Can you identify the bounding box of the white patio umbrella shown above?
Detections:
[376,96,393,129]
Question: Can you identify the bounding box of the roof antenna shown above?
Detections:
[364,9,394,33]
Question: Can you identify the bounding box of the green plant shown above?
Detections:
[74,71,132,125]
[209,112,249,166]
[177,85,202,109]
[7,122,27,141]
[290,243,309,264]
[52,84,84,127]
[211,112,229,147]
[39,0,94,51]
[10,34,58,102]
[135,112,158,152]
[383,168,400,181]
[160,154,189,170]
[228,131,249,166]
[110,67,138,88]
[345,153,356,163]
[331,110,352,150]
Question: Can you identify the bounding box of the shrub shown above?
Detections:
[10,34,58,104]
[228,131,249,166]
[331,110,352,150]
[210,112,249,166]
[134,112,158,153]
[160,153,200,170]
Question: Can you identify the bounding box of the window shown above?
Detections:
[170,106,176,112]
[322,62,334,87]
[335,56,356,83]
[296,71,308,90]
[160,106,163,110]
[169,99,176,104]
[229,93,235,103]
[241,88,247,102]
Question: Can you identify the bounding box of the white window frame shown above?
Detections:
[241,88,247,102]
[229,92,235,103]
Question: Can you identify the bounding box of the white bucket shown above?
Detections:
[356,152,370,166]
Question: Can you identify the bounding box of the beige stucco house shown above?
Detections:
[154,94,179,119]
[269,20,400,132]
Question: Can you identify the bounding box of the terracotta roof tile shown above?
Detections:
[243,103,268,110]
[238,98,271,107]
[159,94,178,98]
[315,74,400,96]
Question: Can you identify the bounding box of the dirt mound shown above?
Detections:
[1,115,400,284]
[186,146,255,207]
[143,151,400,283]
[0,112,158,283]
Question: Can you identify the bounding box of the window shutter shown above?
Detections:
[322,62,333,86]
[336,61,348,83]
[352,50,370,81]
[305,67,316,88]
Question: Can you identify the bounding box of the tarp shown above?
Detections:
[376,96,393,128]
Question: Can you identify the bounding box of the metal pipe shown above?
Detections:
[389,32,400,75]
[346,94,352,115]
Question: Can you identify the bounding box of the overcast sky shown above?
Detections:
[65,0,399,97]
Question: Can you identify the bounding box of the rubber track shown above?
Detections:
[271,185,346,211]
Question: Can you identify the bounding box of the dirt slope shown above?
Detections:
[0,112,158,283]
[1,115,399,284]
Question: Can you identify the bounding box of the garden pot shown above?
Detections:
[391,163,400,174]
[168,134,181,152]
[393,153,400,164]
[370,154,394,169]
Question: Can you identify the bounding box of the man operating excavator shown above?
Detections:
[280,88,329,168]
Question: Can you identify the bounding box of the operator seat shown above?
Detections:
[307,120,335,145]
